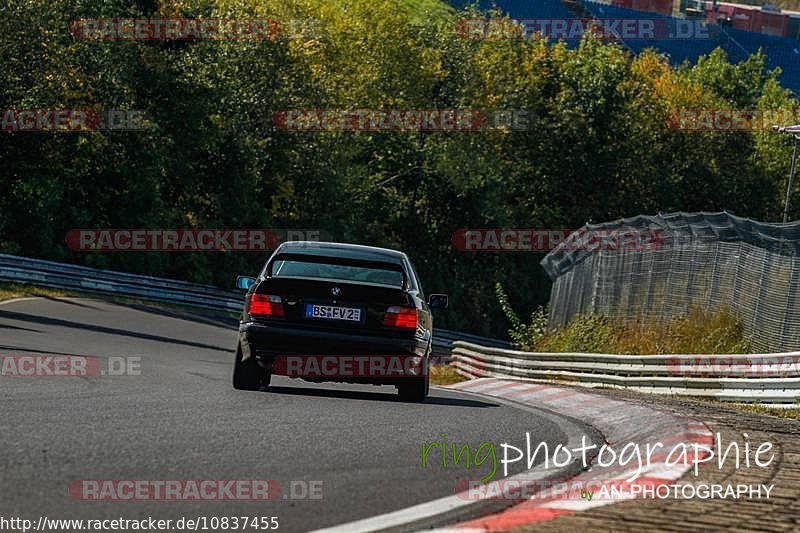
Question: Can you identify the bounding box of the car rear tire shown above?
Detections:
[398,377,427,402]
[233,344,270,391]
[398,358,429,402]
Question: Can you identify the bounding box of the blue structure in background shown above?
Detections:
[449,0,800,95]
[449,0,573,19]
[584,1,800,93]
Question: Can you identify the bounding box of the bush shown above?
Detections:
[496,282,548,350]
[536,314,618,353]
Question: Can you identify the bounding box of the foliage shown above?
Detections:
[536,308,751,354]
[496,282,548,349]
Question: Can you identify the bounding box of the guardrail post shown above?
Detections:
[686,240,698,312]
[575,262,590,318]
[644,246,657,317]
[731,241,744,316]
[659,240,677,319]
[752,247,772,351]
[780,259,799,350]
[626,247,643,319]
[706,241,720,311]
[590,254,600,314]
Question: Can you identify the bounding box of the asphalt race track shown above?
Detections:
[0,297,586,532]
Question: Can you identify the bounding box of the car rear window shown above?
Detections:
[271,259,404,288]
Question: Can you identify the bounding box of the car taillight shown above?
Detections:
[248,294,284,317]
[383,306,418,329]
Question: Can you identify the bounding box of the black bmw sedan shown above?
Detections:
[233,241,448,402]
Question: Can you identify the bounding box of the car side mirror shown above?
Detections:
[428,294,448,309]
[236,276,257,290]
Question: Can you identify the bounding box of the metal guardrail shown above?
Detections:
[451,341,800,407]
[430,329,510,361]
[0,254,243,312]
[0,253,503,354]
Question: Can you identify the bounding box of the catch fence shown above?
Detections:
[542,212,800,351]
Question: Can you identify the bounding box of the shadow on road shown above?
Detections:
[0,309,231,352]
[110,301,239,330]
[0,323,42,333]
[263,385,500,407]
[41,296,102,310]
[0,345,99,358]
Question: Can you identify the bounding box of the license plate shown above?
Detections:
[305,304,362,322]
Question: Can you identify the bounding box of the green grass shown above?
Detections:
[726,403,800,420]
[683,395,800,420]
[430,363,468,385]
[535,308,751,355]
[0,284,74,301]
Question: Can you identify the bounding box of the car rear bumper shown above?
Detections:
[239,321,430,383]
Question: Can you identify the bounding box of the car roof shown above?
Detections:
[274,241,407,265]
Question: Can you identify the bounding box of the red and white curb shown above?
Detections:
[444,378,714,531]
[313,382,595,533]
[314,379,713,533]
